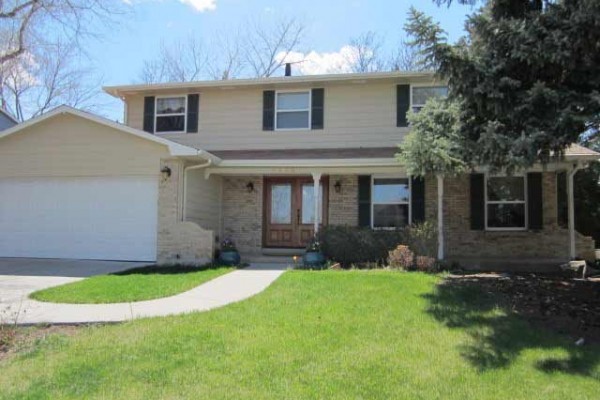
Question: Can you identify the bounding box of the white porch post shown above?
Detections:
[312,172,322,234]
[437,174,444,260]
[567,166,578,259]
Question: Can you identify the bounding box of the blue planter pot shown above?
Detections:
[218,250,241,266]
[302,251,326,269]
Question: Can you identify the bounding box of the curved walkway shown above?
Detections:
[0,263,287,324]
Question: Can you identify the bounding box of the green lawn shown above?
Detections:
[29,265,233,304]
[3,271,599,399]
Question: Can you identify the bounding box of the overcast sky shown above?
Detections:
[88,0,476,120]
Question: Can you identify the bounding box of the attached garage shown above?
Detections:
[0,106,198,261]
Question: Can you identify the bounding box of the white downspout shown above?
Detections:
[182,159,212,222]
[567,163,583,259]
[437,174,444,260]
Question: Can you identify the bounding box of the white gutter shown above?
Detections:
[182,159,213,221]
[567,163,584,259]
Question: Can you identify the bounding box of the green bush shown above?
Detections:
[318,226,407,268]
[319,223,438,268]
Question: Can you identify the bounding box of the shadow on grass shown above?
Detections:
[424,280,600,378]
[110,264,232,276]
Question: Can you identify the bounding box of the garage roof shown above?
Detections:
[0,105,219,159]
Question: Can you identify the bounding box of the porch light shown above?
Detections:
[334,180,342,193]
[246,182,255,193]
[160,166,172,178]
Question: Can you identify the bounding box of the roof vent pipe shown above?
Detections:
[285,63,292,77]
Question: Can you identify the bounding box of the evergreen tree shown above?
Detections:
[405,0,600,172]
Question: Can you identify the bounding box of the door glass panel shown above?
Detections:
[271,184,292,224]
[301,184,323,224]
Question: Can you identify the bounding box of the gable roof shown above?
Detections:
[0,105,219,160]
[0,108,18,124]
[103,71,438,98]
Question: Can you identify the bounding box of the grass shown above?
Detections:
[29,265,234,304]
[2,271,599,399]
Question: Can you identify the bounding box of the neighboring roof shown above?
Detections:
[210,147,398,161]
[0,105,219,159]
[103,71,436,98]
[0,108,18,124]
[564,143,600,159]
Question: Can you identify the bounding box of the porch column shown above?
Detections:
[437,175,444,260]
[312,172,322,234]
[567,166,578,259]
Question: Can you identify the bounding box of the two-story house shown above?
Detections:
[0,70,597,267]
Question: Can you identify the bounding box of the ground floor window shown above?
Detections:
[372,177,410,228]
[486,175,526,229]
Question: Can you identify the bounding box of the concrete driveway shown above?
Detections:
[0,258,148,313]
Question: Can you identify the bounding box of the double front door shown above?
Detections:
[264,177,329,248]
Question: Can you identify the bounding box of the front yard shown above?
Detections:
[1,271,599,399]
[29,265,233,303]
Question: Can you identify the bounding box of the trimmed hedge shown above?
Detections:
[318,223,437,268]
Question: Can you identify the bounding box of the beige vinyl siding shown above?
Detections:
[124,77,442,151]
[185,170,222,235]
[0,113,167,178]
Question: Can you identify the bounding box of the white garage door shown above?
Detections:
[0,176,158,261]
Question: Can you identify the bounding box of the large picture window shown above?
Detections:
[486,176,526,229]
[372,178,410,228]
[155,96,186,133]
[275,91,310,130]
[411,86,448,112]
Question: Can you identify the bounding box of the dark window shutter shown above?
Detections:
[396,84,410,127]
[311,88,324,129]
[358,175,372,228]
[470,173,485,230]
[263,90,275,131]
[411,176,425,223]
[556,171,568,228]
[186,94,199,133]
[143,96,155,133]
[527,172,543,230]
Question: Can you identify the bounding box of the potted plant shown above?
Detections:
[218,238,241,266]
[302,237,326,269]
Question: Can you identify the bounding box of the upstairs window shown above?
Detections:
[275,91,310,130]
[155,96,186,133]
[486,176,526,230]
[411,86,448,112]
[372,177,411,229]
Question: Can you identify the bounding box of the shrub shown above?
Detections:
[404,222,437,258]
[388,245,415,270]
[318,226,406,268]
[415,256,437,272]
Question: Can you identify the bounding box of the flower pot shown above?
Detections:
[302,251,326,269]
[218,250,241,266]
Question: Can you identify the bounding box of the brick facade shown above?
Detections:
[221,176,264,255]
[328,175,358,226]
[157,159,214,264]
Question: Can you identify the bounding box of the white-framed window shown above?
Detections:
[155,96,187,133]
[275,90,311,130]
[371,177,411,229]
[411,86,448,112]
[485,175,527,230]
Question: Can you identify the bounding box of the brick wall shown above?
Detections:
[328,175,358,226]
[221,176,264,255]
[157,159,214,264]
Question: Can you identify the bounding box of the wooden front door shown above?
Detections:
[264,177,328,248]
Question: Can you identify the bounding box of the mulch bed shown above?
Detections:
[446,272,600,344]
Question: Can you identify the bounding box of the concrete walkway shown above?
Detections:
[0,263,287,324]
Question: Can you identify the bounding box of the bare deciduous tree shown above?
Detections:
[346,31,385,73]
[140,36,207,83]
[206,31,244,80]
[2,41,102,121]
[243,17,306,77]
[389,39,423,71]
[0,0,124,66]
